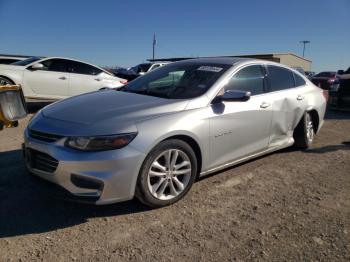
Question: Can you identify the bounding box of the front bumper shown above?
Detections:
[23,128,145,205]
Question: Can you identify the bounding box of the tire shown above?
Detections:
[293,112,315,149]
[0,76,14,86]
[135,139,198,208]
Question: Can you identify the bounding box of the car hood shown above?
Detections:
[35,90,188,136]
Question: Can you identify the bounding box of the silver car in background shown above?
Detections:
[24,58,327,207]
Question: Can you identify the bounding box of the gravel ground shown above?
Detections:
[0,108,349,261]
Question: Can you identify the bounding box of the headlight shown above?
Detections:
[65,133,137,151]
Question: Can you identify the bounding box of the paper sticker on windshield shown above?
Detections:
[197,66,223,73]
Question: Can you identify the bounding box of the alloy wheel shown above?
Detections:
[306,114,314,142]
[147,149,192,200]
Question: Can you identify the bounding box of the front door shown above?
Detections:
[23,58,69,99]
[209,65,272,169]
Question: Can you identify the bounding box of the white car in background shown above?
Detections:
[0,57,127,101]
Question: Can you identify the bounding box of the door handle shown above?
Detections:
[260,102,270,109]
[297,95,305,101]
[58,76,67,80]
[95,78,101,81]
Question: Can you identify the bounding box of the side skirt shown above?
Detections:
[199,139,294,177]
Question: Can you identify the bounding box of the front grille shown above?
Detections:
[29,129,63,142]
[27,149,59,173]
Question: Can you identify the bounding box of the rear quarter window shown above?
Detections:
[293,72,306,87]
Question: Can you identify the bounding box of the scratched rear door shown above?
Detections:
[265,65,307,148]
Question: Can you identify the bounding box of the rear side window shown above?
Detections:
[225,65,265,95]
[294,72,306,87]
[267,65,295,92]
[69,61,102,75]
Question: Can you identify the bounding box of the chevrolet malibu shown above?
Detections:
[24,58,327,207]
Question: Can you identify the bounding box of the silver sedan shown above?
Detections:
[24,58,327,207]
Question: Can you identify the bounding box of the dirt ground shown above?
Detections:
[0,107,349,262]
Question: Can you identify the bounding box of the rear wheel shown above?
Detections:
[293,112,314,149]
[135,139,197,208]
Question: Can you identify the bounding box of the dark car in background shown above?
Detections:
[305,71,315,79]
[329,67,350,109]
[311,71,337,90]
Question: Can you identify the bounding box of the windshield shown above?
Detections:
[121,62,231,99]
[11,57,42,66]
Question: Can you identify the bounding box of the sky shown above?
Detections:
[0,0,349,72]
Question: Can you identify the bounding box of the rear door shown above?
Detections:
[265,65,308,147]
[209,64,273,169]
[23,58,69,99]
[68,61,104,96]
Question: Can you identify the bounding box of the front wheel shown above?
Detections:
[135,139,197,208]
[0,76,14,86]
[293,112,315,149]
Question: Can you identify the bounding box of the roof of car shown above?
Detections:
[173,57,256,65]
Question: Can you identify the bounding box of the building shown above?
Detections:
[149,53,312,71]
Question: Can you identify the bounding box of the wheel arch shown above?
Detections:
[161,134,203,175]
[0,75,15,84]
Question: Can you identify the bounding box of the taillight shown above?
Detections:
[120,80,128,85]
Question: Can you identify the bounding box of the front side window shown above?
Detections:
[267,65,295,92]
[121,63,231,99]
[40,59,68,72]
[69,61,102,75]
[224,65,265,95]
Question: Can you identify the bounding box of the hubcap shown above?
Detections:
[147,149,192,200]
[306,114,314,142]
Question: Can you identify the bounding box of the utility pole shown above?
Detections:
[152,33,156,60]
[300,40,310,57]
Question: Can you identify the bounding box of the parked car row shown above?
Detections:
[310,71,337,90]
[329,67,350,109]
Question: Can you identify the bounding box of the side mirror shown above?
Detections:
[0,85,27,129]
[30,63,44,70]
[213,90,251,104]
[337,70,344,75]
